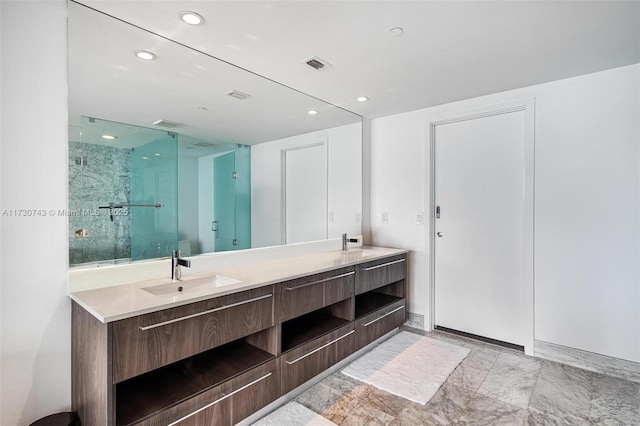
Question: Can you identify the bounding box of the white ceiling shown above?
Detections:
[76,0,640,120]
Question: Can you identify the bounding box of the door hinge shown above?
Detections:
[232,239,238,246]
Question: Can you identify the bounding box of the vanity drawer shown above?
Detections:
[355,300,405,350]
[355,254,407,295]
[278,267,354,322]
[111,286,274,383]
[132,359,279,426]
[280,323,355,394]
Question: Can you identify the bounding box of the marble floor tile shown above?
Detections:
[476,352,541,409]
[295,381,345,414]
[529,361,592,423]
[524,409,588,426]
[456,392,528,426]
[589,372,640,425]
[447,362,491,392]
[389,405,446,426]
[423,382,474,424]
[320,385,397,426]
[260,329,640,426]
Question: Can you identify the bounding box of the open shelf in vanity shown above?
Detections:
[355,281,404,319]
[281,299,353,353]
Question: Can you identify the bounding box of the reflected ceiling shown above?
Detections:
[76,1,639,119]
[68,3,361,149]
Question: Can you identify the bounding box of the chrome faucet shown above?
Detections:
[342,233,358,251]
[171,249,191,281]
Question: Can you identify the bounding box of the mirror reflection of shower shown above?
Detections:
[68,117,250,266]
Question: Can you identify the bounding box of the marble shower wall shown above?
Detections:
[69,142,131,264]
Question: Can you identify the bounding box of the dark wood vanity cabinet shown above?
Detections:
[281,323,355,394]
[355,299,405,350]
[277,266,355,322]
[72,287,278,426]
[112,286,275,382]
[72,251,407,426]
[354,255,407,350]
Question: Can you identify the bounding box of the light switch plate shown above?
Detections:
[416,212,424,225]
[381,212,388,224]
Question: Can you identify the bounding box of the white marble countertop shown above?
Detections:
[69,246,407,323]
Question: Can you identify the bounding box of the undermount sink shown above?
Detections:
[341,248,379,260]
[141,274,242,296]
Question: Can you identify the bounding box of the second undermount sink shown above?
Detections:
[341,248,379,260]
[141,274,242,296]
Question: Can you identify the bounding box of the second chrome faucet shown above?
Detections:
[342,233,359,251]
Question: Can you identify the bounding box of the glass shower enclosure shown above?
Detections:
[68,117,178,265]
[68,117,252,266]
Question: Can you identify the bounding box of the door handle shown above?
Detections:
[437,232,444,237]
[212,221,218,232]
[436,206,441,219]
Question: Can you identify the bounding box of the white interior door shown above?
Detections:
[284,144,327,244]
[434,108,530,347]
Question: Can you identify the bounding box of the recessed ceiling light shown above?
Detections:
[179,11,204,25]
[389,27,404,37]
[102,134,116,140]
[357,96,369,102]
[308,110,318,115]
[134,50,156,61]
[154,153,161,156]
[142,156,149,160]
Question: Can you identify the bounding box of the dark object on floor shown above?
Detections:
[29,412,80,426]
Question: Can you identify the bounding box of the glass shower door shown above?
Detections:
[130,133,178,260]
[213,151,236,252]
[212,145,251,252]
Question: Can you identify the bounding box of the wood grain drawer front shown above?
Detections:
[279,268,354,322]
[228,359,280,425]
[134,359,279,426]
[281,323,355,394]
[355,300,405,350]
[112,286,274,383]
[355,255,407,295]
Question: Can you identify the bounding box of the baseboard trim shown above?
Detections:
[535,339,640,384]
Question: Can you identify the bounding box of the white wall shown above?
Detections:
[1,2,71,425]
[251,123,362,248]
[370,64,640,362]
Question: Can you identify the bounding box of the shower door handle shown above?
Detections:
[212,221,218,232]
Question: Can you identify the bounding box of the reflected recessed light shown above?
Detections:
[179,11,204,25]
[357,96,369,102]
[134,50,156,61]
[389,27,404,37]
[154,153,161,156]
[102,134,116,140]
[308,110,318,115]
[142,156,149,160]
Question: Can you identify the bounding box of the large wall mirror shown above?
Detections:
[68,2,362,267]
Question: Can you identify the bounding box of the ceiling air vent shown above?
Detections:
[152,119,182,128]
[225,90,252,100]
[193,141,215,147]
[301,56,331,71]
